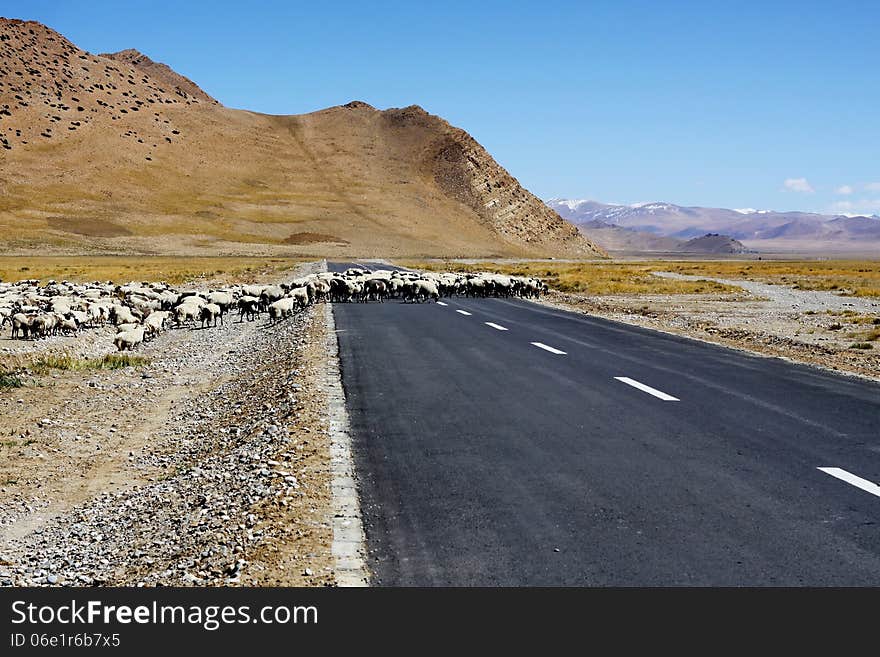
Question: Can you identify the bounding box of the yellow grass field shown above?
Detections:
[404,259,880,298]
[658,260,880,297]
[404,260,744,296]
[0,256,306,285]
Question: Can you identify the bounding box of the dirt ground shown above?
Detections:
[0,266,337,586]
[540,271,880,382]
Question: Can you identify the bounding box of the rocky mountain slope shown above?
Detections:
[101,48,218,105]
[549,199,880,253]
[0,18,602,258]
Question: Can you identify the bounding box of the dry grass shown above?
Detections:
[29,353,151,373]
[404,259,880,298]
[656,260,880,297]
[0,353,150,386]
[403,261,743,296]
[0,368,24,388]
[0,256,305,285]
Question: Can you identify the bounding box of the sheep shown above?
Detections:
[242,284,265,299]
[11,313,33,339]
[311,278,330,303]
[290,287,310,310]
[364,278,388,302]
[207,291,234,316]
[200,303,223,328]
[144,311,170,339]
[110,304,138,326]
[387,278,405,298]
[403,280,440,303]
[114,326,145,352]
[268,297,296,323]
[260,285,285,309]
[238,296,261,322]
[69,309,90,327]
[30,313,57,339]
[116,322,140,334]
[174,304,199,327]
[57,316,79,335]
[329,277,349,303]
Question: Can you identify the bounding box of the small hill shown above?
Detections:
[577,220,683,252]
[680,233,750,254]
[0,17,603,258]
[576,220,749,254]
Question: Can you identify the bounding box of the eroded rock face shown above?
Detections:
[383,105,604,257]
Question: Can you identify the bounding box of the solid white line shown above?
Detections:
[817,467,880,499]
[437,302,448,306]
[531,342,566,355]
[456,309,472,316]
[614,377,679,401]
[485,322,508,331]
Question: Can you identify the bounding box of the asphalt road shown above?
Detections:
[328,262,880,585]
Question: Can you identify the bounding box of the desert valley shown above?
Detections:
[1,11,879,597]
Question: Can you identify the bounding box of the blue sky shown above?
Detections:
[9,1,880,215]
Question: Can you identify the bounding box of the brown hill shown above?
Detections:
[680,233,750,254]
[101,48,218,105]
[0,18,603,258]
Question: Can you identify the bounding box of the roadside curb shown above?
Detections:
[324,300,369,587]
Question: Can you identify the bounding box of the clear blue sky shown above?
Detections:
[10,0,880,215]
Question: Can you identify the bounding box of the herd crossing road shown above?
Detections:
[328,263,880,585]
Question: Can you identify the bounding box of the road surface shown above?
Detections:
[328,263,880,585]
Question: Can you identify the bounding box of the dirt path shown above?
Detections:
[654,271,880,314]
[538,275,880,382]
[0,265,339,586]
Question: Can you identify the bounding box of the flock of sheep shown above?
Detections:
[0,267,548,351]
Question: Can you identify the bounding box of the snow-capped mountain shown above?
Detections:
[547,199,880,250]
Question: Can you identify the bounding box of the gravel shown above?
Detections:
[0,262,332,586]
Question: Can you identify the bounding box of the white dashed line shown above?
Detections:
[437,302,448,306]
[456,310,472,316]
[817,467,880,499]
[531,342,566,355]
[485,322,508,331]
[614,377,679,401]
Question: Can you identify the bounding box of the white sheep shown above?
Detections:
[200,303,223,328]
[144,311,170,339]
[268,297,296,323]
[114,326,145,351]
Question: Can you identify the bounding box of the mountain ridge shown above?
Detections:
[549,198,880,251]
[0,17,603,258]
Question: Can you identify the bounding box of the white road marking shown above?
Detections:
[437,302,448,306]
[614,377,679,401]
[817,467,880,499]
[485,322,508,331]
[456,310,472,316]
[531,342,566,355]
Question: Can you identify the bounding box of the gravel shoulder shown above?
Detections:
[0,264,339,586]
[537,273,880,382]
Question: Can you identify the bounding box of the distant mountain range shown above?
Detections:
[576,220,751,254]
[548,199,880,253]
